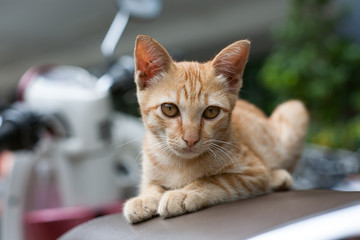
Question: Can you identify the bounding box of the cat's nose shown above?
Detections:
[182,136,200,148]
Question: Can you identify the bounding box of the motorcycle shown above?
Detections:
[0,0,162,239]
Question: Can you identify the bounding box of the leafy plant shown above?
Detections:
[259,0,360,150]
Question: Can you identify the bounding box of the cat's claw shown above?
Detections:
[158,190,205,218]
[123,196,159,224]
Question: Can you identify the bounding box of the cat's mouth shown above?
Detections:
[183,147,195,154]
[173,146,203,159]
[167,140,203,159]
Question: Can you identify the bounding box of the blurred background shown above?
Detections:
[0,0,360,239]
[1,0,360,149]
[0,0,287,97]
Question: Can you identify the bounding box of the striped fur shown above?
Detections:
[123,35,309,224]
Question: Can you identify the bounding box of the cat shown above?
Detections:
[123,35,309,224]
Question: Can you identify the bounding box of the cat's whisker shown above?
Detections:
[203,150,223,174]
[209,140,242,165]
[210,143,234,161]
[140,138,174,167]
[201,138,239,171]
[154,140,174,163]
[157,144,171,157]
[209,144,229,169]
[210,143,241,170]
[113,136,144,149]
[207,147,217,159]
[208,144,223,165]
[134,150,144,169]
[151,140,167,148]
[211,139,242,151]
[217,145,236,161]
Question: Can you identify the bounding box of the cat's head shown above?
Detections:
[134,35,250,159]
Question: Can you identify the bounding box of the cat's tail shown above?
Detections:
[269,100,309,172]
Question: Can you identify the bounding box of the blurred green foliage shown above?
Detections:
[259,0,360,150]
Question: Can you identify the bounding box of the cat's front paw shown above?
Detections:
[271,169,293,191]
[123,195,159,224]
[158,190,206,218]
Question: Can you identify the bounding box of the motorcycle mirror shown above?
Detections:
[101,0,163,64]
[117,0,162,20]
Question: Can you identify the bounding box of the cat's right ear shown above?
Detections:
[134,35,173,90]
[211,40,250,94]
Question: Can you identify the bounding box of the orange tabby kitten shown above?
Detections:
[123,35,309,224]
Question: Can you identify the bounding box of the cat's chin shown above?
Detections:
[172,148,203,160]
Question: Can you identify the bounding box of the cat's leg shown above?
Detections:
[269,100,309,171]
[123,184,165,223]
[157,166,271,219]
[270,169,293,191]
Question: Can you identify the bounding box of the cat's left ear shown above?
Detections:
[134,35,173,90]
[211,40,250,93]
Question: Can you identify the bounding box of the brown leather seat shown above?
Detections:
[60,190,360,240]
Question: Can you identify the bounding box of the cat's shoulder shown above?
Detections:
[233,99,267,119]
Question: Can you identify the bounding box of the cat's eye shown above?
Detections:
[203,106,220,119]
[161,103,179,117]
